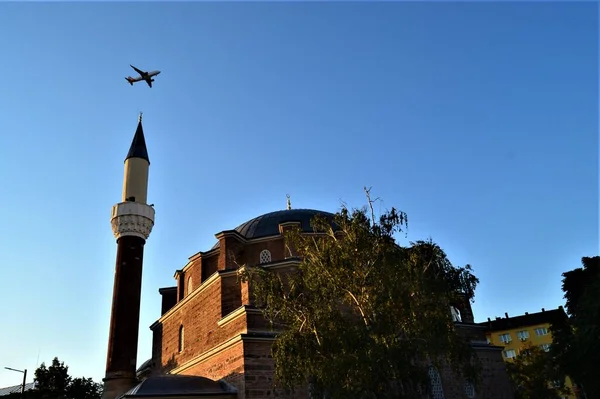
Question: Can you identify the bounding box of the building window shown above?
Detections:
[464,381,476,398]
[498,333,512,344]
[450,306,462,322]
[540,343,551,352]
[178,325,184,352]
[259,249,272,264]
[428,366,445,399]
[517,330,530,341]
[504,349,517,359]
[187,276,193,294]
[534,327,549,336]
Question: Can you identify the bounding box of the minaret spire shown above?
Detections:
[286,194,291,210]
[103,114,155,399]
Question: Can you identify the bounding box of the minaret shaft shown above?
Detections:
[122,158,149,203]
[105,235,145,376]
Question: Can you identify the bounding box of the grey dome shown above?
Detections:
[211,209,337,250]
[118,375,236,398]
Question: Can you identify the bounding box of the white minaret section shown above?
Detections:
[110,202,155,241]
[110,112,155,241]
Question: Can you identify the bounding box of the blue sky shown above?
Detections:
[0,1,597,388]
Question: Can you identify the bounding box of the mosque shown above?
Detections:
[101,115,514,399]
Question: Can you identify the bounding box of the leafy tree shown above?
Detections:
[66,378,102,399]
[506,344,570,399]
[34,358,71,398]
[30,357,102,399]
[240,189,481,399]
[551,256,600,398]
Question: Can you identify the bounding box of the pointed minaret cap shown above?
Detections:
[125,112,150,164]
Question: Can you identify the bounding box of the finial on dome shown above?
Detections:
[138,112,143,123]
[286,194,291,210]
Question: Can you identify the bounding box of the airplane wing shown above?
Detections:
[130,65,146,76]
[146,79,153,88]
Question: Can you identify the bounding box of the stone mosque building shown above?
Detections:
[102,115,514,399]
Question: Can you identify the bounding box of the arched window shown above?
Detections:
[464,381,476,398]
[428,366,445,399]
[450,305,462,322]
[178,325,184,352]
[187,276,193,294]
[259,249,272,264]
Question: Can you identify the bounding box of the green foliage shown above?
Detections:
[551,256,600,398]
[240,190,481,398]
[506,344,570,399]
[31,357,102,399]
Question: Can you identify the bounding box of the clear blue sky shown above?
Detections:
[0,1,597,388]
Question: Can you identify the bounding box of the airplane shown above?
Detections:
[125,65,161,88]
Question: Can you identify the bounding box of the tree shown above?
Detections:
[67,378,103,399]
[506,344,570,399]
[31,357,102,399]
[34,358,71,398]
[551,256,600,398]
[240,189,481,399]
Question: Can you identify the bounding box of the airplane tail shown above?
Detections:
[125,77,133,86]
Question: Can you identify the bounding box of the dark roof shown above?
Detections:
[125,120,150,163]
[478,307,567,331]
[212,209,337,249]
[117,375,236,398]
[0,382,35,396]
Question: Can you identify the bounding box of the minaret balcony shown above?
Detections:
[111,201,155,241]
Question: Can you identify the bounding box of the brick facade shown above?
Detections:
[147,212,514,398]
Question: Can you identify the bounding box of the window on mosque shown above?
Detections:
[259,249,272,264]
[178,325,184,352]
[187,276,193,294]
[534,327,549,336]
[498,333,512,344]
[464,381,476,398]
[503,349,516,359]
[428,366,445,399]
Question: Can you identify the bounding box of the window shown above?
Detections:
[178,325,184,352]
[504,349,517,359]
[464,381,476,398]
[540,343,551,352]
[428,366,445,399]
[517,330,530,341]
[259,249,272,264]
[187,276,193,294]
[498,333,512,344]
[450,306,462,322]
[534,327,549,336]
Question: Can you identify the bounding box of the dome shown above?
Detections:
[211,209,336,249]
[118,375,236,398]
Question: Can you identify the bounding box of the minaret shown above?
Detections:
[103,113,155,399]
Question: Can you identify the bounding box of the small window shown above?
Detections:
[464,381,476,398]
[428,366,445,399]
[498,333,512,344]
[187,276,193,294]
[178,325,184,352]
[517,330,530,341]
[259,249,272,264]
[534,327,549,336]
[449,306,462,322]
[504,349,517,359]
[540,343,551,352]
